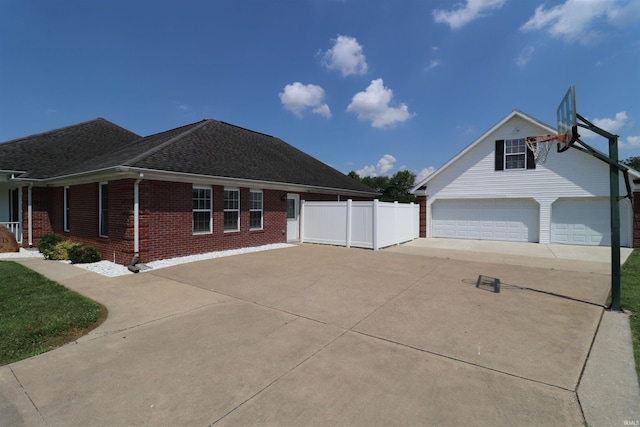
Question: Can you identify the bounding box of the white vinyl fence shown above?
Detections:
[300,199,419,250]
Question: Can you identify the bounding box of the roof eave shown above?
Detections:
[25,166,379,196]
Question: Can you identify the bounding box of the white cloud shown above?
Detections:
[356,154,397,177]
[620,135,640,149]
[580,111,628,139]
[415,167,436,184]
[347,78,414,128]
[279,82,331,118]
[521,0,640,44]
[178,104,188,111]
[432,0,507,30]
[516,46,535,67]
[321,35,368,76]
[425,59,442,71]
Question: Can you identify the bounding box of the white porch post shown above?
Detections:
[27,184,33,247]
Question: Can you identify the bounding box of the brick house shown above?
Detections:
[0,118,377,264]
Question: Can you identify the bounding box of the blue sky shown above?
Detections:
[1,0,639,183]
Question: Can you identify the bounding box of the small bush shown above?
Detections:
[68,245,101,264]
[47,241,80,261]
[38,234,63,257]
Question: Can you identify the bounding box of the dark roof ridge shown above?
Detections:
[123,119,210,166]
[0,118,128,146]
[216,120,278,139]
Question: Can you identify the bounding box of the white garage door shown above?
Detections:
[431,199,539,242]
[551,198,631,247]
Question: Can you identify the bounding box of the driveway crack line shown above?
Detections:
[9,365,48,425]
[352,329,577,393]
[209,328,350,426]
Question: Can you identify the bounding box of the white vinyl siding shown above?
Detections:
[423,113,634,246]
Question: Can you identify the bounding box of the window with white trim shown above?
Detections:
[224,188,240,231]
[99,182,108,237]
[64,186,70,232]
[505,138,526,169]
[192,186,212,233]
[249,190,263,230]
[494,139,535,171]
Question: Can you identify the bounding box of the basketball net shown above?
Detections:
[525,134,567,165]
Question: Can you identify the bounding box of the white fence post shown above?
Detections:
[346,199,352,248]
[394,201,399,246]
[300,199,305,243]
[373,199,379,250]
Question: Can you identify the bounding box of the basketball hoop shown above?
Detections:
[525,134,568,164]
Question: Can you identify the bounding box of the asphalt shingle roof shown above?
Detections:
[0,118,141,179]
[1,119,376,195]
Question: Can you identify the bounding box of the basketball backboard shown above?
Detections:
[557,85,577,151]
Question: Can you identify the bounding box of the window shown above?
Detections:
[192,186,212,233]
[505,138,526,169]
[287,198,296,219]
[224,188,239,231]
[249,190,263,230]
[99,183,108,237]
[64,186,70,232]
[495,139,535,171]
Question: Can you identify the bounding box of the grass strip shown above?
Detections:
[0,261,105,365]
[621,250,640,380]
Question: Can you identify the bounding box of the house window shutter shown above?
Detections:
[526,145,536,169]
[495,140,504,171]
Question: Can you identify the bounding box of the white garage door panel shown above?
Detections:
[551,198,630,247]
[432,199,538,243]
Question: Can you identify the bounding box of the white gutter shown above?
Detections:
[134,173,143,256]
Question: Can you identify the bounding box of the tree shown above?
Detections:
[622,156,640,171]
[348,170,416,202]
[386,170,416,203]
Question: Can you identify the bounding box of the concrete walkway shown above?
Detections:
[1,240,638,426]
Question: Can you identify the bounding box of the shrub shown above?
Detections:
[38,234,63,257]
[47,240,80,260]
[68,245,101,264]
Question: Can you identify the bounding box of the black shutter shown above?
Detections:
[526,145,536,169]
[495,140,504,171]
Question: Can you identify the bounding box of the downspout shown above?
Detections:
[28,183,33,247]
[128,174,143,273]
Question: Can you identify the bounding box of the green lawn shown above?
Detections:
[0,261,105,365]
[621,250,640,379]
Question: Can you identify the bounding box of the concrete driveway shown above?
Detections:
[0,242,634,426]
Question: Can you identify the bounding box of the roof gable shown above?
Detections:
[412,110,555,192]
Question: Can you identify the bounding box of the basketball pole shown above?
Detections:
[575,113,623,312]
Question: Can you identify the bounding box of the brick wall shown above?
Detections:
[142,181,288,263]
[21,180,376,264]
[417,195,427,238]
